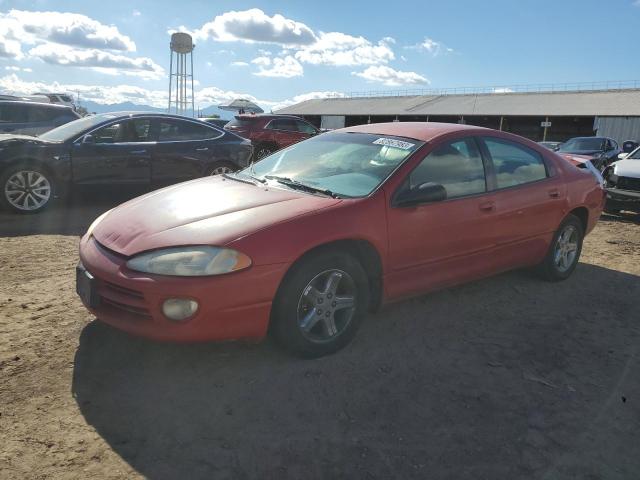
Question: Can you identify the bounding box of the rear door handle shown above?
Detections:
[129,149,147,154]
[479,200,496,212]
[548,188,560,198]
[195,147,209,152]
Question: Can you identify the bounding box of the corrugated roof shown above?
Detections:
[276,89,640,117]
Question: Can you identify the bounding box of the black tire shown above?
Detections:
[0,163,56,214]
[536,214,584,282]
[271,250,370,358]
[207,161,237,176]
[255,144,275,160]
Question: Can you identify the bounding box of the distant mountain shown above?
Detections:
[81,101,235,120]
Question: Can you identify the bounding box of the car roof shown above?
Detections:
[0,100,73,110]
[338,122,490,142]
[235,114,302,120]
[94,111,213,121]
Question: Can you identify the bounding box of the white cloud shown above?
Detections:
[252,55,303,78]
[408,37,454,56]
[295,32,394,66]
[352,66,429,86]
[28,44,163,79]
[0,9,136,52]
[4,66,32,72]
[132,10,141,17]
[191,8,316,46]
[231,61,249,67]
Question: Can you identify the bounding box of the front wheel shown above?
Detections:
[536,214,584,281]
[1,165,55,214]
[271,251,370,358]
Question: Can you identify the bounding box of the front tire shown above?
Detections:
[537,214,584,281]
[0,164,55,214]
[271,251,370,358]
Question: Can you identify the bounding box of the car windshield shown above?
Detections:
[226,118,256,128]
[39,114,118,142]
[243,132,423,197]
[628,148,640,159]
[558,138,604,152]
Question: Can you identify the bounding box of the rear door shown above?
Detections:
[71,118,153,184]
[478,136,565,266]
[151,118,224,184]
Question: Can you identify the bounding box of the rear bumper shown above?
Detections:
[605,188,640,213]
[78,235,288,342]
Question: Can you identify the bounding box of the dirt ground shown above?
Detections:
[1,196,639,480]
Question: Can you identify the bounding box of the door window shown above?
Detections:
[483,137,547,189]
[92,119,152,144]
[267,119,297,132]
[295,120,317,134]
[0,104,27,123]
[409,138,486,199]
[158,120,217,141]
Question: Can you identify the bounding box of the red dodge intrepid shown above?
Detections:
[77,122,605,357]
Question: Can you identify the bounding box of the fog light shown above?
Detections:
[162,298,198,321]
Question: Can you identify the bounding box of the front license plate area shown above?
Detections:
[76,264,100,309]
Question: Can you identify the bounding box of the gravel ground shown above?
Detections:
[1,198,639,480]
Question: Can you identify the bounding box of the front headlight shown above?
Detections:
[126,246,251,276]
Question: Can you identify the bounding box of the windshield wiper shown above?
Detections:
[264,175,340,198]
[224,171,266,186]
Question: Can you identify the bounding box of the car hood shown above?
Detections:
[559,153,592,166]
[558,149,602,157]
[611,159,640,178]
[92,176,341,257]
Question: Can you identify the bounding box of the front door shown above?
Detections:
[71,118,153,185]
[385,137,500,299]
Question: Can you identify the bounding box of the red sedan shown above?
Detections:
[77,122,605,357]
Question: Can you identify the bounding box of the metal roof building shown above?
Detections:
[276,85,640,143]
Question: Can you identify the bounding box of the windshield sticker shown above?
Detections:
[373,138,415,150]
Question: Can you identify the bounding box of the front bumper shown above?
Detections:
[77,235,288,342]
[605,188,640,213]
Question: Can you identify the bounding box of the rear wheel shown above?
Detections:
[271,251,370,358]
[207,161,236,176]
[1,165,55,214]
[537,214,584,281]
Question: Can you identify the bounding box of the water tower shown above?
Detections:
[168,32,195,116]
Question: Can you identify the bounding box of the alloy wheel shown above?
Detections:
[256,148,272,159]
[554,224,579,272]
[210,165,233,175]
[296,269,357,343]
[4,170,51,211]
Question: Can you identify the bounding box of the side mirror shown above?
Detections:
[82,134,95,144]
[394,182,447,207]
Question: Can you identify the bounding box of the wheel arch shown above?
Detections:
[568,206,588,233]
[273,238,384,316]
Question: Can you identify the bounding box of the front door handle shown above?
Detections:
[195,147,209,152]
[129,149,147,154]
[479,200,496,212]
[548,188,560,198]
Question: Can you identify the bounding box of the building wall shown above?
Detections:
[595,117,640,144]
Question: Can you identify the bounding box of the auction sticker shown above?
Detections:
[373,138,415,150]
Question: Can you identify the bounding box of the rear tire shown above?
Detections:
[207,161,236,176]
[536,214,584,282]
[271,251,370,358]
[0,164,55,214]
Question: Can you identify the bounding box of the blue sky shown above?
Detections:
[1,0,640,110]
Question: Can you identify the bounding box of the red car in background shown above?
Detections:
[225,114,319,159]
[77,122,605,357]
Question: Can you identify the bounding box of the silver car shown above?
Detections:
[0,100,80,136]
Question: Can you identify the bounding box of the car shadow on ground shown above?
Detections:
[72,263,640,480]
[0,189,146,237]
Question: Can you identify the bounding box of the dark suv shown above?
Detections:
[0,101,80,136]
[225,114,319,159]
[557,136,621,170]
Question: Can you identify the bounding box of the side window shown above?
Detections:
[295,120,316,134]
[483,137,547,189]
[27,106,58,123]
[92,119,152,144]
[158,120,217,141]
[409,138,486,199]
[268,119,296,131]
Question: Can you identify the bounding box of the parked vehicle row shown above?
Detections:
[76,122,605,357]
[0,100,80,136]
[0,112,252,213]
